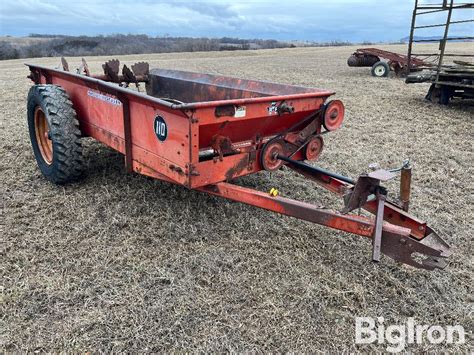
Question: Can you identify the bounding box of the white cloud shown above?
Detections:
[1,0,469,41]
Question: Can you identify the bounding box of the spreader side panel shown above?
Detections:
[40,75,191,186]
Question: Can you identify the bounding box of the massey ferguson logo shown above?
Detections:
[87,90,121,106]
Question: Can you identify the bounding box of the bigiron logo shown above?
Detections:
[355,317,465,352]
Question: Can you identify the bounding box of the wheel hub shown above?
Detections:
[375,66,386,76]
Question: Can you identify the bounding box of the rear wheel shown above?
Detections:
[371,61,390,77]
[425,83,441,102]
[27,85,84,184]
[439,85,453,105]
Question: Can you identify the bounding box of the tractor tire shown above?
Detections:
[439,85,452,105]
[371,61,390,77]
[27,84,84,184]
[425,83,441,102]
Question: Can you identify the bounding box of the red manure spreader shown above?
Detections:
[348,48,430,77]
[25,58,450,271]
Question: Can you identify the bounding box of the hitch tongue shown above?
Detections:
[276,154,451,270]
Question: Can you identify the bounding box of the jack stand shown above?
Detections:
[372,190,386,262]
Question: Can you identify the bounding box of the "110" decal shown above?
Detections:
[153,115,167,142]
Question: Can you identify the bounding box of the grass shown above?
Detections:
[1,43,473,352]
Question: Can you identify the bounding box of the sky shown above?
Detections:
[0,0,472,42]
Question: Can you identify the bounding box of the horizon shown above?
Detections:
[1,0,472,43]
[0,33,403,43]
[4,33,469,46]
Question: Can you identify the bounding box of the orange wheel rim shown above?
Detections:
[34,106,53,164]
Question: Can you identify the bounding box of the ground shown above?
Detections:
[1,44,473,352]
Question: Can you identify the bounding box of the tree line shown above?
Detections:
[0,34,297,60]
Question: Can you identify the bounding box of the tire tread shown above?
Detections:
[27,84,84,184]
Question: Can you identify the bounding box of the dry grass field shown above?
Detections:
[1,44,473,352]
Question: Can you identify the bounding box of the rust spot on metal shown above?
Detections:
[169,164,184,175]
[219,121,229,129]
[215,105,236,117]
[188,164,200,176]
[247,150,256,170]
[211,135,238,161]
[225,155,249,181]
[277,102,295,115]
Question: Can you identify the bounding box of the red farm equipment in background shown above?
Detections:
[348,48,431,77]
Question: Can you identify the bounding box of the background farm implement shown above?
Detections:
[405,0,474,104]
[347,47,431,77]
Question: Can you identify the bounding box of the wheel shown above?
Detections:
[347,54,379,67]
[425,83,441,102]
[27,85,84,184]
[304,136,323,161]
[371,61,390,77]
[439,85,452,105]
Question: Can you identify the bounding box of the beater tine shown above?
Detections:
[102,59,120,82]
[76,58,91,76]
[123,65,137,83]
[60,57,69,71]
[81,58,91,76]
[131,61,149,77]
